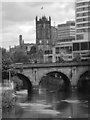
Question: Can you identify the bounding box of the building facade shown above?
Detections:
[51,26,58,45]
[36,16,51,51]
[53,21,76,61]
[73,0,90,60]
[44,21,76,63]
[58,21,75,42]
[10,35,35,55]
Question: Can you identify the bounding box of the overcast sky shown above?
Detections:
[1,0,75,49]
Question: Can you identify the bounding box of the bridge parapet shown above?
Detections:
[13,61,90,69]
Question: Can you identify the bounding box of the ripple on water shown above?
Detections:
[18,102,61,116]
[61,99,88,104]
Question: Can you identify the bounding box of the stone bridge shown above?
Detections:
[14,61,90,87]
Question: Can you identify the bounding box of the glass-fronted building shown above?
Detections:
[73,0,90,60]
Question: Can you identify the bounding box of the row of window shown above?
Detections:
[80,53,90,58]
[58,35,75,38]
[76,34,83,40]
[76,2,89,7]
[58,38,75,42]
[44,50,52,54]
[58,29,75,32]
[55,47,72,54]
[73,42,90,51]
[77,22,90,27]
[76,28,90,33]
[76,17,90,22]
[76,7,90,12]
[76,12,90,17]
[58,23,75,28]
[58,31,70,34]
[58,28,72,31]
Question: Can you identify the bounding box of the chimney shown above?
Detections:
[19,35,22,46]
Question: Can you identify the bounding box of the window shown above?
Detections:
[88,28,90,32]
[76,12,89,17]
[44,50,52,54]
[70,23,75,26]
[76,2,89,7]
[56,47,60,54]
[77,28,88,33]
[76,17,89,22]
[81,42,88,50]
[77,23,89,27]
[89,42,90,50]
[76,34,83,40]
[76,7,88,12]
[73,43,80,51]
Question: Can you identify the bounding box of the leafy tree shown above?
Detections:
[2,48,12,70]
[11,76,23,91]
[36,49,44,63]
[2,90,16,112]
[72,54,81,62]
[26,45,44,63]
[29,45,37,55]
[12,49,29,63]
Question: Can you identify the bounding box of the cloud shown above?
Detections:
[1,1,75,49]
[2,1,75,25]
[2,0,75,2]
[2,21,36,48]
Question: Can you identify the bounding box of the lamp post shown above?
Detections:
[39,40,42,63]
[8,68,12,87]
[47,40,49,63]
[35,70,36,84]
[40,40,42,49]
[8,69,11,85]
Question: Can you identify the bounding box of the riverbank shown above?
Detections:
[0,83,2,119]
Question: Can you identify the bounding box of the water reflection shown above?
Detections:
[2,87,89,118]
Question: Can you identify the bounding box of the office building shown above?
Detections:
[73,0,90,60]
[52,21,76,61]
[58,21,75,42]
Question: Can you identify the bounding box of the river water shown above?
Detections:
[2,87,89,119]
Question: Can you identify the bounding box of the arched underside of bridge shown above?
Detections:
[77,71,90,93]
[16,73,33,95]
[39,71,71,92]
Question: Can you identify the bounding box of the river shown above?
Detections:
[2,86,89,119]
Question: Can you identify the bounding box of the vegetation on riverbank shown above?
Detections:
[2,89,24,118]
[2,90,16,111]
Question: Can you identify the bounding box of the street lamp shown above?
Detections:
[35,70,36,83]
[40,40,42,49]
[8,69,11,85]
[39,40,42,63]
[47,40,49,63]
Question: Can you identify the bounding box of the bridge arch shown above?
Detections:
[39,71,71,91]
[16,73,33,95]
[77,70,90,93]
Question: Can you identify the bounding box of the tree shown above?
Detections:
[29,45,37,55]
[28,45,44,63]
[72,54,81,62]
[12,49,29,63]
[2,48,12,71]
[11,76,23,91]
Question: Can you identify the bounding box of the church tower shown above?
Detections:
[36,16,51,51]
